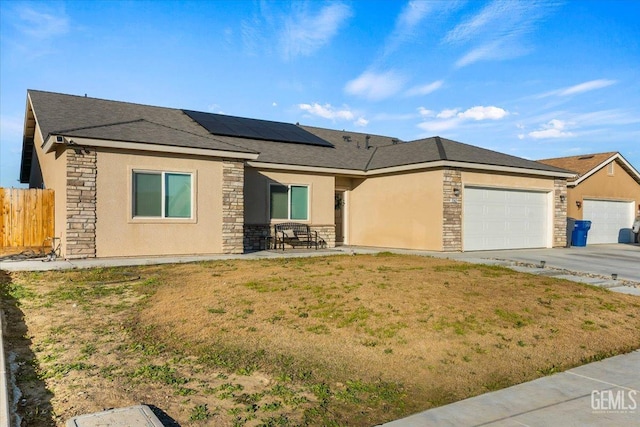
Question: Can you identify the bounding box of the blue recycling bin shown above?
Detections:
[571,220,591,247]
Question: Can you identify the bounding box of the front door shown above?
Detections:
[335,191,345,245]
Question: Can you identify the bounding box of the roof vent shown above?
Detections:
[342,135,351,142]
[391,138,399,145]
[578,155,595,160]
[365,135,371,149]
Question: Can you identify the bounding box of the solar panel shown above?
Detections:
[183,110,333,147]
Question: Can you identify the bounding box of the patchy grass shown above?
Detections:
[3,255,640,426]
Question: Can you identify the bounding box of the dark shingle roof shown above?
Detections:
[361,136,571,173]
[28,90,255,154]
[25,90,571,176]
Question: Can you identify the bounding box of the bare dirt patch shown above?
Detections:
[3,254,640,426]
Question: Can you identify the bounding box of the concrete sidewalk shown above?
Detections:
[1,245,638,426]
[382,349,640,427]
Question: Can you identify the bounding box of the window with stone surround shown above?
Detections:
[269,184,308,221]
[133,171,192,218]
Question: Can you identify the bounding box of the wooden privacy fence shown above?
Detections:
[0,188,55,255]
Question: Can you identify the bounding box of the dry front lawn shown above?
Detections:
[3,254,640,426]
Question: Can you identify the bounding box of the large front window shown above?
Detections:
[133,171,192,218]
[270,184,308,220]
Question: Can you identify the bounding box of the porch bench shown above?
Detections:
[273,223,318,250]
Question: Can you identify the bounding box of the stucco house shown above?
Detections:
[20,90,574,259]
[539,152,640,244]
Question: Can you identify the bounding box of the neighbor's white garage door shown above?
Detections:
[463,187,549,251]
[582,199,634,244]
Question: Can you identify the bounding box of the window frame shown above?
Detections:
[131,169,195,221]
[268,183,310,221]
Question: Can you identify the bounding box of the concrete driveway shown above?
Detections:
[445,243,640,283]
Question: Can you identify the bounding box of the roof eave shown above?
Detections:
[248,159,576,178]
[19,93,38,183]
[571,153,640,186]
[45,136,259,160]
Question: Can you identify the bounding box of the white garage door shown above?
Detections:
[464,187,549,251]
[583,200,634,244]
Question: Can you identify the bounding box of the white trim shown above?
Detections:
[248,160,575,178]
[43,135,259,160]
[343,190,350,245]
[570,153,640,186]
[130,169,196,222]
[268,183,310,222]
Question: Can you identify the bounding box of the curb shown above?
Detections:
[0,310,10,427]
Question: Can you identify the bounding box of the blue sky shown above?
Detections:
[1,0,639,186]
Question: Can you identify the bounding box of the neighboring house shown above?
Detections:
[539,153,640,244]
[19,90,574,259]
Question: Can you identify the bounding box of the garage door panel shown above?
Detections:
[464,188,549,251]
[583,200,634,244]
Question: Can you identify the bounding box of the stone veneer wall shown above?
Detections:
[66,148,97,259]
[244,224,272,251]
[222,160,245,254]
[553,178,568,247]
[244,224,335,250]
[312,225,335,249]
[442,168,462,251]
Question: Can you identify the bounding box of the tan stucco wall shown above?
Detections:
[244,168,334,225]
[33,126,68,255]
[567,160,640,219]
[348,169,444,250]
[462,171,554,190]
[96,149,224,257]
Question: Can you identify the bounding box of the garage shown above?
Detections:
[582,199,634,244]
[463,187,550,251]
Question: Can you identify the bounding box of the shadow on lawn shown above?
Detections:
[0,269,55,427]
[147,404,182,427]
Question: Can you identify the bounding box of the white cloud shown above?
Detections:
[418,105,509,133]
[444,0,553,68]
[299,103,353,120]
[379,1,462,62]
[528,119,575,139]
[560,79,617,96]
[272,102,278,107]
[445,1,518,43]
[15,6,70,39]
[437,108,459,119]
[458,106,508,120]
[570,109,640,126]
[298,103,367,127]
[344,71,406,101]
[418,107,435,117]
[280,3,352,59]
[537,79,618,98]
[354,117,369,127]
[405,80,444,97]
[418,118,461,132]
[398,0,435,28]
[4,4,71,59]
[454,39,528,68]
